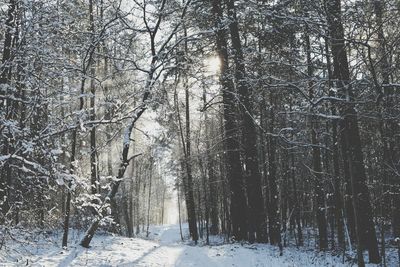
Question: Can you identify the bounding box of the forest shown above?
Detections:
[0,0,399,266]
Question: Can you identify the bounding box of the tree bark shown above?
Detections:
[226,0,265,243]
[0,0,16,222]
[305,31,328,251]
[372,0,400,240]
[325,33,346,252]
[203,87,219,235]
[267,93,281,247]
[325,0,380,263]
[211,0,247,241]
[146,157,153,238]
[174,60,199,243]
[89,0,98,195]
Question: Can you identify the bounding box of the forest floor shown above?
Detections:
[0,224,398,266]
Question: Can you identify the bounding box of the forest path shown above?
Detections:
[2,224,360,266]
[20,224,275,267]
[103,224,279,267]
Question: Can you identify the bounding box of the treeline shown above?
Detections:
[0,0,399,266]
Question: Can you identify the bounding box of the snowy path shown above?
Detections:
[1,224,386,266]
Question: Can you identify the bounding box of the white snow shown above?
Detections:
[0,225,397,266]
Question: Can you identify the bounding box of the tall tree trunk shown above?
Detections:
[267,93,282,248]
[325,0,380,263]
[325,33,346,252]
[89,0,98,195]
[211,0,247,241]
[63,0,100,247]
[161,186,166,224]
[291,150,303,246]
[226,0,265,243]
[62,54,87,249]
[146,157,153,237]
[122,182,133,237]
[174,66,198,243]
[310,123,328,251]
[372,0,400,240]
[184,69,199,243]
[135,162,142,235]
[0,0,16,222]
[62,130,78,248]
[259,93,270,244]
[203,86,219,235]
[177,182,184,241]
[305,31,328,251]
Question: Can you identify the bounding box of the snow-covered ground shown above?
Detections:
[0,224,397,266]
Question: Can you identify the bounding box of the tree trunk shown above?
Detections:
[372,0,400,240]
[211,0,247,241]
[0,0,16,222]
[305,31,328,251]
[62,60,87,249]
[325,0,380,263]
[135,162,142,235]
[184,72,199,243]
[89,0,98,195]
[146,157,153,238]
[62,129,77,248]
[122,182,133,237]
[203,86,219,235]
[226,0,265,243]
[325,33,346,252]
[259,93,270,244]
[177,183,184,241]
[174,61,199,243]
[267,93,282,247]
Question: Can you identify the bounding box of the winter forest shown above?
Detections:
[0,0,399,266]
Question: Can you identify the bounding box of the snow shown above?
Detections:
[1,225,397,266]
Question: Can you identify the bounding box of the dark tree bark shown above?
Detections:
[290,150,303,246]
[0,0,15,86]
[226,0,265,243]
[183,71,199,243]
[259,93,270,244]
[211,0,247,241]
[267,93,281,248]
[325,33,346,252]
[305,31,328,251]
[62,129,78,248]
[62,49,88,249]
[372,0,400,240]
[325,34,346,250]
[325,0,380,263]
[146,157,153,237]
[310,124,328,251]
[62,0,103,246]
[89,0,98,195]
[0,0,17,222]
[122,182,133,237]
[174,61,199,243]
[177,182,184,241]
[203,87,219,235]
[135,161,142,235]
